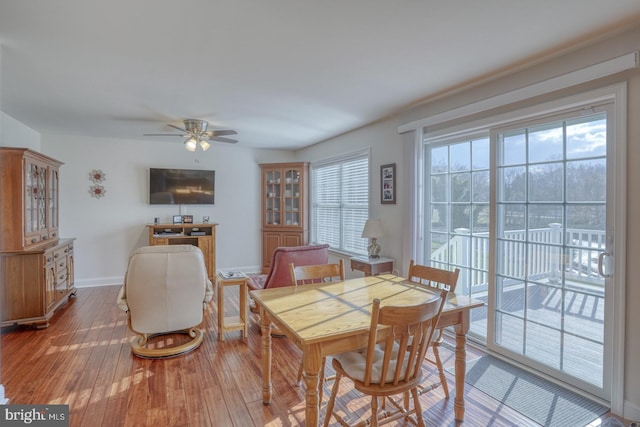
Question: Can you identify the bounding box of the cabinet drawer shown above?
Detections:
[56,270,67,287]
[53,247,68,262]
[25,234,42,247]
[350,259,372,275]
[55,281,67,298]
[55,256,67,272]
[43,252,55,265]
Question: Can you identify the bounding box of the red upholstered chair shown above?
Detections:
[247,244,330,292]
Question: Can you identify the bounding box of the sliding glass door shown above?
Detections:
[423,102,618,402]
[493,110,611,399]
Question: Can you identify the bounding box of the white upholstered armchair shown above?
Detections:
[117,245,214,358]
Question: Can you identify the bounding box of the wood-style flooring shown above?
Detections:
[0,285,629,426]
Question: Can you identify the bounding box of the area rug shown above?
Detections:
[600,418,628,427]
[451,355,609,427]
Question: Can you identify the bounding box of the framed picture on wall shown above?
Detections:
[172,215,183,224]
[381,163,396,204]
[182,215,193,224]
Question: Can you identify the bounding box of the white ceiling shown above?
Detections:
[1,1,640,150]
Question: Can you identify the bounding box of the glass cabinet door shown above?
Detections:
[284,169,301,226]
[37,163,46,232]
[25,162,35,234]
[49,168,59,231]
[25,160,47,235]
[265,170,282,225]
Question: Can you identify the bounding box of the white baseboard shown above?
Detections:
[624,399,640,423]
[74,276,123,288]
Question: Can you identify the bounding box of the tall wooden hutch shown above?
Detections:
[0,147,76,328]
[260,162,309,272]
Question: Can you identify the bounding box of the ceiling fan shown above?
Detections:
[144,119,238,151]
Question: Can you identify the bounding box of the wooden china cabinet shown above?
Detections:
[0,147,76,328]
[260,162,309,272]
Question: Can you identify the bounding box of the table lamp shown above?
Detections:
[362,219,384,259]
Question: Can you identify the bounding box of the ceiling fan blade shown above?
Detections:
[210,136,238,144]
[207,129,238,136]
[167,124,187,132]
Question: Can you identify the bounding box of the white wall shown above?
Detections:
[41,134,294,287]
[1,113,40,149]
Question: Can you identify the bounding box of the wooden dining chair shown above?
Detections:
[323,291,448,427]
[289,259,345,286]
[407,260,460,399]
[289,259,346,388]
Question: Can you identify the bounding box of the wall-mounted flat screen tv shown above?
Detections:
[149,168,215,205]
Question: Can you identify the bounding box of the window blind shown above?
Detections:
[311,154,369,254]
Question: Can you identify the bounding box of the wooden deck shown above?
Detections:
[1,284,624,426]
[467,280,605,388]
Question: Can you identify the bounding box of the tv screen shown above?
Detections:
[149,168,215,205]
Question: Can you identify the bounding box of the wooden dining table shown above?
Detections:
[250,274,484,426]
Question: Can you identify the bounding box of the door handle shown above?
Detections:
[598,251,613,278]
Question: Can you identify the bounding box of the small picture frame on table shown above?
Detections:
[380,163,396,204]
[172,215,183,224]
[182,215,194,224]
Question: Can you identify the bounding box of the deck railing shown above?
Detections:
[431,225,606,295]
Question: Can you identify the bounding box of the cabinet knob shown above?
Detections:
[43,235,48,240]
[54,254,59,258]
[52,232,57,237]
[31,238,37,243]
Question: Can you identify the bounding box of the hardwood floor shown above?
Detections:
[1,285,628,426]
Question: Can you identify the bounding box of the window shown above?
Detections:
[311,152,369,254]
[426,136,490,290]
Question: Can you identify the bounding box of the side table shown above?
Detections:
[215,272,248,341]
[350,256,394,276]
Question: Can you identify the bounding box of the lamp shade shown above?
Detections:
[184,136,198,152]
[361,219,384,239]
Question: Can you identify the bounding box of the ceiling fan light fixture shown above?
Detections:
[145,119,238,149]
[184,136,197,152]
